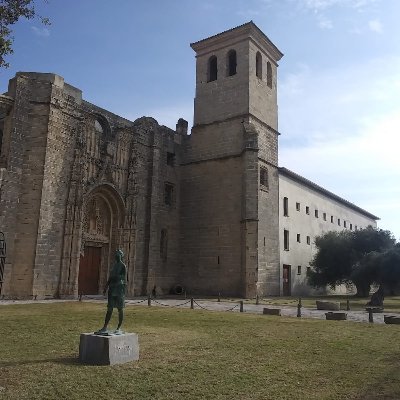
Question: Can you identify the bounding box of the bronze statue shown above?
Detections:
[95,249,127,335]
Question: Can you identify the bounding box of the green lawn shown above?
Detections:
[1,302,400,400]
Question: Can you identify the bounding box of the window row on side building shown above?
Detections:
[278,167,379,296]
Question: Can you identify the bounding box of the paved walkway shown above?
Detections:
[1,297,398,324]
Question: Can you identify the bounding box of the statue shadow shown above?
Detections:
[2,356,80,367]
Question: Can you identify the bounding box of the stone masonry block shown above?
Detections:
[79,332,139,365]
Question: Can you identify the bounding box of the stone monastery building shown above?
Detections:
[0,22,378,299]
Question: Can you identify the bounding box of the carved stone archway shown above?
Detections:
[59,183,126,297]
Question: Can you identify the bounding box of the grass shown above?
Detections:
[0,302,400,400]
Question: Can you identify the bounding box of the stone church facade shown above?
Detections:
[0,22,378,299]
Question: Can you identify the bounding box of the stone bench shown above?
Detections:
[325,312,347,321]
[263,308,281,316]
[384,316,400,325]
[316,300,341,311]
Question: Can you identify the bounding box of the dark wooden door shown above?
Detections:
[282,265,291,296]
[78,246,101,295]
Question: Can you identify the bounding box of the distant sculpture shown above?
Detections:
[366,285,384,308]
[95,249,127,335]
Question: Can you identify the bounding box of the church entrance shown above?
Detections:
[78,246,102,295]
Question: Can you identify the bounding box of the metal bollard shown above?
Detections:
[256,295,259,305]
[368,309,373,323]
[79,293,82,302]
[240,300,244,313]
[297,303,302,318]
[218,292,221,302]
[190,298,194,309]
[346,299,350,311]
[148,295,151,306]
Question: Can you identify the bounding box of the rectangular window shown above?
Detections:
[297,265,302,275]
[315,209,319,218]
[331,216,334,223]
[284,229,289,251]
[164,182,175,206]
[350,223,353,230]
[344,221,347,228]
[355,225,358,230]
[306,236,310,245]
[306,206,309,215]
[307,266,311,275]
[338,218,341,226]
[297,234,301,243]
[283,197,289,217]
[166,152,175,166]
[260,167,268,189]
[296,202,300,211]
[323,212,327,221]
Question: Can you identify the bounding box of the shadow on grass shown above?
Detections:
[2,356,80,367]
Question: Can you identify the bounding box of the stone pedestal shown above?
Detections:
[79,332,139,365]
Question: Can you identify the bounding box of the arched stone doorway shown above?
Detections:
[78,185,125,295]
[58,183,127,298]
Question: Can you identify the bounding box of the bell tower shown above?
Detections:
[181,22,283,297]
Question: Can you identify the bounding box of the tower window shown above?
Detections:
[160,229,168,261]
[260,167,268,189]
[306,206,310,215]
[227,49,237,76]
[323,212,327,221]
[256,51,262,79]
[331,216,334,223]
[297,234,301,243]
[167,152,175,166]
[208,55,218,82]
[284,230,290,251]
[315,209,319,218]
[267,61,272,88]
[306,236,311,245]
[283,197,289,217]
[164,183,175,206]
[296,202,300,211]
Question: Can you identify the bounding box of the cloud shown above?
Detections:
[317,15,333,29]
[31,26,50,37]
[368,19,383,33]
[279,56,400,238]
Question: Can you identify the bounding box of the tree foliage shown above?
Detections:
[0,0,49,68]
[308,226,397,296]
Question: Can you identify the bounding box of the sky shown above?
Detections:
[1,0,399,239]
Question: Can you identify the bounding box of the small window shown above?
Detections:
[267,61,272,88]
[306,236,310,245]
[167,152,175,166]
[338,218,341,226]
[164,183,175,206]
[323,212,327,221]
[227,49,237,76]
[315,209,319,218]
[297,266,302,275]
[355,225,358,231]
[331,216,334,223]
[306,206,310,215]
[350,223,353,230]
[296,234,301,243]
[344,221,347,228]
[284,229,289,251]
[260,167,268,189]
[283,197,289,217]
[160,229,168,261]
[256,51,262,79]
[208,56,218,82]
[307,266,311,275]
[296,202,300,211]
